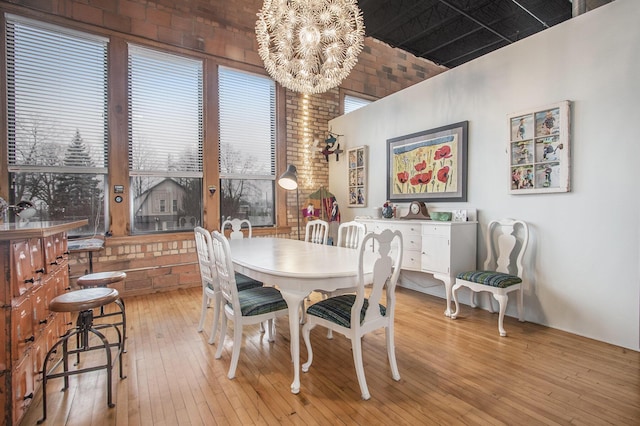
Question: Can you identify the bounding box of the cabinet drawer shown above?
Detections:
[12,350,35,425]
[422,224,451,237]
[32,333,47,389]
[403,235,422,251]
[11,296,34,362]
[31,284,49,333]
[11,240,36,298]
[401,249,422,270]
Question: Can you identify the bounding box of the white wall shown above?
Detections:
[329,0,640,351]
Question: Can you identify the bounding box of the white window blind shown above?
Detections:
[344,94,372,114]
[6,14,108,171]
[218,66,275,178]
[128,45,203,175]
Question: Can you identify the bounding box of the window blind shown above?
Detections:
[344,94,372,114]
[128,45,203,176]
[218,66,275,179]
[5,14,108,171]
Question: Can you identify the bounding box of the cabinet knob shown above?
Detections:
[24,335,35,343]
[24,393,34,400]
[24,277,35,284]
[39,318,48,325]
[36,268,45,273]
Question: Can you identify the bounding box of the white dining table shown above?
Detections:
[227,237,375,394]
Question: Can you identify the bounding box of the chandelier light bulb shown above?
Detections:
[256,0,365,95]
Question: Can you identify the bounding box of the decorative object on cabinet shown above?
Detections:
[508,101,571,194]
[429,211,452,221]
[347,145,367,207]
[387,121,468,202]
[452,209,468,222]
[381,201,394,218]
[402,200,430,220]
[451,219,530,337]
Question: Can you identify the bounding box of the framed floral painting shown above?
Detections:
[386,121,468,202]
[508,101,571,194]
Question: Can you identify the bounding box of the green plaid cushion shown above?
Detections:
[205,273,262,292]
[306,294,386,328]
[456,271,522,288]
[236,286,288,316]
[235,273,263,291]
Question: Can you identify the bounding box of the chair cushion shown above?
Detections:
[235,272,263,291]
[306,294,386,328]
[456,270,522,288]
[236,286,288,316]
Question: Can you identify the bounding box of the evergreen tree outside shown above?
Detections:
[51,130,104,228]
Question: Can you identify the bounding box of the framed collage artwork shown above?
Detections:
[347,146,367,207]
[508,101,571,194]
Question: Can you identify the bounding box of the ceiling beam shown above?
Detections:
[438,0,513,44]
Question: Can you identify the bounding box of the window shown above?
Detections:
[128,45,203,234]
[218,67,276,226]
[5,15,109,236]
[344,93,373,114]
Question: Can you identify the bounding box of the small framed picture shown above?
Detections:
[508,101,570,194]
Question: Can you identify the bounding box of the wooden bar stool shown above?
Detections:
[39,287,126,424]
[76,271,127,353]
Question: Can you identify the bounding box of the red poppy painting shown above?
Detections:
[386,121,468,202]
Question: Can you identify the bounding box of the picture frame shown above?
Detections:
[386,121,468,202]
[347,145,367,207]
[508,101,571,194]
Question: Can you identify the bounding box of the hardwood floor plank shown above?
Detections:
[20,286,640,425]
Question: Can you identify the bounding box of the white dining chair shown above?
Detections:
[451,219,530,337]
[211,231,289,379]
[221,218,252,239]
[194,227,263,344]
[321,220,367,338]
[194,227,223,344]
[336,221,366,249]
[304,219,329,245]
[302,229,403,400]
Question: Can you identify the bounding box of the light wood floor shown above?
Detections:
[22,286,639,425]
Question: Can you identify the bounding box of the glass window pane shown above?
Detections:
[132,176,201,233]
[344,94,372,114]
[220,179,274,227]
[10,172,105,236]
[128,45,204,233]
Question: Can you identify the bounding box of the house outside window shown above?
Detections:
[5,15,109,236]
[128,45,203,234]
[218,66,276,226]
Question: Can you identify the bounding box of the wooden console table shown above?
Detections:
[0,220,87,425]
[356,218,477,316]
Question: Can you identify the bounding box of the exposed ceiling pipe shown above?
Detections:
[510,0,549,28]
[572,0,587,17]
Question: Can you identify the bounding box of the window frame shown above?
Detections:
[0,12,289,238]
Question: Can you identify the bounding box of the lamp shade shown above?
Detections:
[278,165,298,190]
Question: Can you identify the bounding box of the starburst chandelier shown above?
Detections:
[256,0,365,95]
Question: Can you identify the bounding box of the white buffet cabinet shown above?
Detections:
[356,218,477,316]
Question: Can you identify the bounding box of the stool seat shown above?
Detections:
[77,271,127,288]
[50,287,120,313]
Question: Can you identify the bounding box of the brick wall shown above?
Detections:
[2,0,446,294]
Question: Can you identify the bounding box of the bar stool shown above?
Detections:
[76,271,127,353]
[39,287,126,424]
